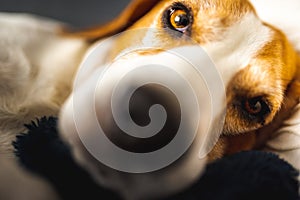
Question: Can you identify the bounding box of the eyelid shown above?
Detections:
[174,25,190,33]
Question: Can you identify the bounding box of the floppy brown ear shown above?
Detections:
[63,0,161,41]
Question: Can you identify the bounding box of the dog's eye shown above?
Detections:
[164,3,192,34]
[243,97,270,117]
[169,9,191,32]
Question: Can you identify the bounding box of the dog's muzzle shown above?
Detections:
[59,44,226,199]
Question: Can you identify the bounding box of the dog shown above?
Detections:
[58,0,300,198]
[0,0,299,199]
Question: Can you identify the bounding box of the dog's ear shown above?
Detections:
[63,0,161,41]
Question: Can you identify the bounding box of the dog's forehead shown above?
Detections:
[107,0,275,89]
[127,0,273,85]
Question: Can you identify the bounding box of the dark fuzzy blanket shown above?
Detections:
[13,117,300,200]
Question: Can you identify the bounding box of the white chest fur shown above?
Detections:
[0,13,87,155]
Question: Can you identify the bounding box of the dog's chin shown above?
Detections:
[59,126,208,200]
[59,91,210,200]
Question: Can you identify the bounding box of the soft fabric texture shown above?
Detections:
[265,104,300,179]
[14,117,300,200]
[14,117,121,200]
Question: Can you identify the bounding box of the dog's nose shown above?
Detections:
[59,44,226,166]
[97,83,182,153]
[59,45,226,199]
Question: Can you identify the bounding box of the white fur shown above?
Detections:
[203,13,273,85]
[250,0,300,52]
[0,13,87,155]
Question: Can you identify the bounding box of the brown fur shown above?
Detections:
[64,0,300,160]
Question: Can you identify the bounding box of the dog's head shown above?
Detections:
[70,0,298,136]
[60,0,299,199]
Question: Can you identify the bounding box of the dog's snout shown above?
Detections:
[99,83,181,153]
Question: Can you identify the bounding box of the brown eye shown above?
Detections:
[169,9,191,32]
[163,3,192,34]
[243,97,270,117]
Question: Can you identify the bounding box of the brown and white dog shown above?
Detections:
[0,0,299,199]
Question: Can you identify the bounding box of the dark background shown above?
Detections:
[0,0,131,28]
